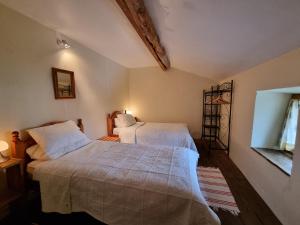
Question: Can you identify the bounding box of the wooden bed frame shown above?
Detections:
[11,119,84,169]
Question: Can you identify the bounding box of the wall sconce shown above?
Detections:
[57,38,71,49]
[0,140,9,163]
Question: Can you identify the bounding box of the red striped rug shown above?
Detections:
[197,166,240,215]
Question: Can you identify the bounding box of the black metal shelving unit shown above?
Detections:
[201,80,233,154]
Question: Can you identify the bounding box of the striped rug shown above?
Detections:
[197,166,240,215]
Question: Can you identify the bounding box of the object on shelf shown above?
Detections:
[205,96,230,105]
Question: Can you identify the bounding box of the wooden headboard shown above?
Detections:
[11,119,84,166]
[107,111,122,136]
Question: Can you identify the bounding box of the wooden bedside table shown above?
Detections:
[0,158,24,215]
[98,136,120,142]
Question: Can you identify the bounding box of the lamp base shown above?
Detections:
[0,154,9,163]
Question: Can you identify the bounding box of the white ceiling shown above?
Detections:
[1,0,300,80]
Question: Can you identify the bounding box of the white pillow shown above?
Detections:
[26,144,44,160]
[115,114,136,127]
[27,120,91,160]
[114,118,125,128]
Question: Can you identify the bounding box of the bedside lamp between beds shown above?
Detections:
[0,140,9,163]
[125,110,133,115]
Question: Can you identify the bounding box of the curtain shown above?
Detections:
[278,99,300,151]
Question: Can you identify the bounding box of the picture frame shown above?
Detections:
[52,67,76,99]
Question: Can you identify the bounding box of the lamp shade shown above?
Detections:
[0,140,8,152]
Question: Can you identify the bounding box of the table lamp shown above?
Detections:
[0,140,9,163]
[125,110,133,115]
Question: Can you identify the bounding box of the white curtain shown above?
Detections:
[278,99,300,151]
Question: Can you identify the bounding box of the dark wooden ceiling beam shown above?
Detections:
[116,0,170,70]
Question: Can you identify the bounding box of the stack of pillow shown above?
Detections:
[114,114,136,128]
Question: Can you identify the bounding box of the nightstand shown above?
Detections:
[98,136,120,142]
[0,158,24,216]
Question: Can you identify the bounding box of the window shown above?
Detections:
[278,97,300,152]
[251,87,300,175]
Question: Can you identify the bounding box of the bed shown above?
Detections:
[11,119,220,225]
[107,111,197,151]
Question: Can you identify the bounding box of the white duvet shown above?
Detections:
[115,122,197,151]
[34,141,220,225]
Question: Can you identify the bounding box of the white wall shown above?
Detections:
[129,67,216,138]
[223,48,300,225]
[251,92,291,148]
[0,4,129,150]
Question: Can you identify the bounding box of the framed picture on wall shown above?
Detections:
[52,67,76,99]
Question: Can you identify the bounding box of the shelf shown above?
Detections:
[202,135,218,138]
[204,114,221,117]
[202,80,233,154]
[204,125,220,129]
[205,103,229,105]
[204,89,232,95]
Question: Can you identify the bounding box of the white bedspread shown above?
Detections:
[34,141,220,225]
[116,122,197,151]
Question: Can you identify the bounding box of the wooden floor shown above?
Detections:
[199,148,282,225]
[1,146,282,225]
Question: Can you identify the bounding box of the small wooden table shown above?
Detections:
[98,136,120,142]
[0,158,24,216]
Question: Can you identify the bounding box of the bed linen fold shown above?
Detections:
[34,141,220,225]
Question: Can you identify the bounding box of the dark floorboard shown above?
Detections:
[0,144,282,225]
[199,147,282,225]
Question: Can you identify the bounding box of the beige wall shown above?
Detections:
[223,48,300,225]
[0,4,129,151]
[129,67,216,138]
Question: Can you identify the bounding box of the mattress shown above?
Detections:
[27,160,44,176]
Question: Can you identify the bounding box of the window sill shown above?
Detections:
[251,148,292,176]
